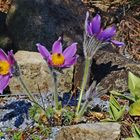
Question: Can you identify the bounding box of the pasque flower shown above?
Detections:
[76,12,125,115]
[85,11,125,46]
[37,37,78,110]
[37,37,78,68]
[0,49,15,94]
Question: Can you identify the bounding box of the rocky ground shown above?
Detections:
[0,0,140,139]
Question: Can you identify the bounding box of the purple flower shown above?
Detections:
[0,49,15,94]
[85,11,124,47]
[37,37,78,68]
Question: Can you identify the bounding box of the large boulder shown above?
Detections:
[0,12,7,33]
[9,51,73,94]
[0,12,13,51]
[6,0,86,53]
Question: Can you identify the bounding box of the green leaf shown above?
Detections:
[126,124,140,140]
[62,110,74,125]
[132,124,140,138]
[110,90,135,102]
[12,131,22,140]
[39,125,51,137]
[0,131,4,137]
[129,100,140,116]
[109,95,126,121]
[110,94,121,110]
[101,118,117,122]
[116,105,126,121]
[29,104,41,119]
[126,138,140,140]
[45,106,55,118]
[31,135,41,140]
[128,72,140,99]
[109,102,119,120]
[108,105,115,120]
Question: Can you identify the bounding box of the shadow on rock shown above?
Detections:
[92,60,125,84]
[0,100,32,128]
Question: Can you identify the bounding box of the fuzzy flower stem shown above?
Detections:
[77,81,96,118]
[76,58,91,114]
[18,76,46,112]
[77,100,89,118]
[38,85,46,110]
[51,70,59,110]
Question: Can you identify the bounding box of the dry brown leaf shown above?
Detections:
[0,0,12,13]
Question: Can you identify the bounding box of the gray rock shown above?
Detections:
[6,0,86,53]
[92,48,140,94]
[0,12,13,51]
[73,48,140,94]
[55,122,121,140]
[9,51,73,94]
[0,12,7,33]
[0,35,12,50]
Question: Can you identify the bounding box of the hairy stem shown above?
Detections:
[52,70,59,110]
[77,81,96,118]
[38,85,46,110]
[76,58,91,114]
[77,100,88,118]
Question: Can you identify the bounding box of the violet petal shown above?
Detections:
[0,75,10,94]
[37,43,51,60]
[63,55,78,67]
[85,12,93,36]
[63,43,77,60]
[111,40,125,47]
[8,50,15,65]
[97,25,116,41]
[91,14,101,34]
[52,37,62,54]
[0,49,8,61]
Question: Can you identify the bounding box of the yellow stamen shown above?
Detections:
[0,60,10,75]
[52,53,65,66]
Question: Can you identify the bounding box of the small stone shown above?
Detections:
[55,122,121,140]
[9,51,73,94]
